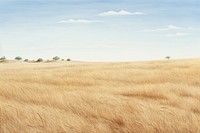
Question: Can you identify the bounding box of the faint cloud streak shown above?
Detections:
[144,25,194,32]
[58,19,103,24]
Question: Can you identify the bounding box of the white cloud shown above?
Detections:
[98,10,145,16]
[58,19,102,24]
[144,25,193,32]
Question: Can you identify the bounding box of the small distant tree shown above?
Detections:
[67,58,71,61]
[0,56,6,61]
[37,58,43,62]
[165,56,171,60]
[52,56,60,61]
[24,59,29,62]
[15,56,22,61]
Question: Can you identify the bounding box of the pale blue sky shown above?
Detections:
[0,0,200,61]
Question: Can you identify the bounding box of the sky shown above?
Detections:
[0,0,200,61]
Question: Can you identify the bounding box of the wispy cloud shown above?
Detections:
[144,25,193,32]
[165,32,189,37]
[58,19,102,24]
[98,10,145,16]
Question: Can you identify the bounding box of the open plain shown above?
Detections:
[0,59,200,133]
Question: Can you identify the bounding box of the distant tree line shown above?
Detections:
[0,55,171,62]
[0,56,71,62]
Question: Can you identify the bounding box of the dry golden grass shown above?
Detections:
[0,59,200,133]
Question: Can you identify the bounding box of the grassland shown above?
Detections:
[0,59,200,133]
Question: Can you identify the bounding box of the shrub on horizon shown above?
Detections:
[52,56,60,61]
[165,56,171,60]
[15,56,22,61]
[0,56,6,61]
[37,58,43,62]
[67,58,71,61]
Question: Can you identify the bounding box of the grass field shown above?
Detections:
[0,59,200,133]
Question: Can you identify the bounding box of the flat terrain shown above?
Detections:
[0,59,200,133]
